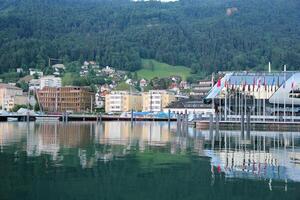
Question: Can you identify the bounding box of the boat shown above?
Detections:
[7,117,18,122]
[35,116,60,122]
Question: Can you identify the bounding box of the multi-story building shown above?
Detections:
[29,76,62,91]
[105,91,142,113]
[190,80,213,98]
[36,86,95,113]
[29,79,40,91]
[142,90,175,112]
[0,84,27,111]
[40,76,62,89]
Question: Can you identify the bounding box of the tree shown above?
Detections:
[16,81,29,92]
[11,104,27,112]
[34,103,40,112]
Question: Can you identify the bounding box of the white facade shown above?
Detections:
[95,93,105,108]
[29,69,43,77]
[0,84,26,111]
[148,91,163,112]
[143,90,175,112]
[29,79,40,91]
[107,91,126,112]
[40,76,62,89]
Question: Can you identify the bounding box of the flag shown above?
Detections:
[271,77,275,92]
[264,77,267,91]
[217,77,221,87]
[257,79,261,92]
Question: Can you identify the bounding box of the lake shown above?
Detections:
[0,121,300,200]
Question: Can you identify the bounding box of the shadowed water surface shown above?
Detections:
[0,121,300,200]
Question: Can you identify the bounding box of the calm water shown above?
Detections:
[0,121,300,200]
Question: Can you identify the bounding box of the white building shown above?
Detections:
[0,84,27,111]
[52,64,65,70]
[29,69,43,77]
[102,66,115,74]
[29,76,62,90]
[29,79,40,91]
[40,76,62,89]
[95,93,105,109]
[142,90,176,112]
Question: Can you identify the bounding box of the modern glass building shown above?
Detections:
[206,71,300,105]
[205,71,300,117]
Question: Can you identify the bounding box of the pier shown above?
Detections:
[0,114,177,122]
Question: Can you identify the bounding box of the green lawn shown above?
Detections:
[137,59,191,80]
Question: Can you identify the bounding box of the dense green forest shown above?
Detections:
[0,0,300,75]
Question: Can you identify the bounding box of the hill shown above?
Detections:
[137,59,191,80]
[0,0,300,74]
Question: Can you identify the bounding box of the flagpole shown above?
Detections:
[273,84,276,122]
[263,76,266,122]
[229,88,231,121]
[211,73,214,118]
[235,86,238,121]
[225,88,227,121]
[284,66,286,123]
[292,74,294,122]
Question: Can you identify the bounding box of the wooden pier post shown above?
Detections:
[131,109,133,125]
[26,111,30,123]
[246,111,251,139]
[215,113,219,139]
[209,113,213,140]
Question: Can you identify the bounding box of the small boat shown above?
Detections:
[7,117,18,122]
[35,116,60,122]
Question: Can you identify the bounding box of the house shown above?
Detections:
[29,69,43,77]
[29,79,41,91]
[139,79,148,87]
[0,84,27,111]
[102,66,115,75]
[52,64,65,70]
[16,68,23,73]
[179,81,189,89]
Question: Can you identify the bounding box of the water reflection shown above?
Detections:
[201,130,300,183]
[0,121,300,182]
[1,122,300,200]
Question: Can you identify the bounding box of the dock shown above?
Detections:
[0,114,177,122]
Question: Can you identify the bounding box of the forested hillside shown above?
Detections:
[0,0,300,74]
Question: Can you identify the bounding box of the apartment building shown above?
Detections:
[190,80,212,98]
[105,91,142,113]
[29,76,62,90]
[142,90,175,112]
[36,86,95,113]
[40,76,62,89]
[0,84,27,111]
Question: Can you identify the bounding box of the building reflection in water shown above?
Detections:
[0,121,300,184]
[201,130,300,185]
[0,122,203,168]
